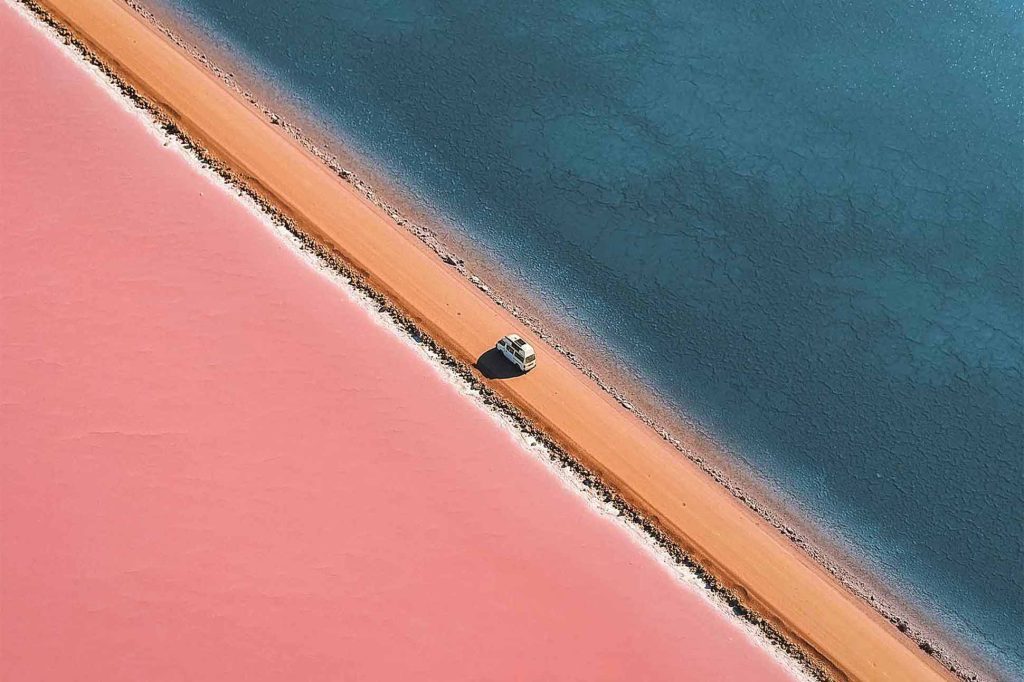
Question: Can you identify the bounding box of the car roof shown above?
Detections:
[502,334,533,353]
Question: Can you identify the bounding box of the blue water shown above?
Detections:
[158,0,1023,674]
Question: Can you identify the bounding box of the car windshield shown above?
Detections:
[524,354,535,362]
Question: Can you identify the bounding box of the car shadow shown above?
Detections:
[475,348,523,380]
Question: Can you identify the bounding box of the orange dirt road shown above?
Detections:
[32,0,951,679]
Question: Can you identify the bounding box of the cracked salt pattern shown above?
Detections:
[155,0,1023,674]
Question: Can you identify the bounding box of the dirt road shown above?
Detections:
[30,1,951,679]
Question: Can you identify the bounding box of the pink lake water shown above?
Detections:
[0,5,797,680]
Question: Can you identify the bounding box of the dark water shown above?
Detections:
[157,0,1023,673]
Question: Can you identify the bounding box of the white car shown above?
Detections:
[496,334,536,372]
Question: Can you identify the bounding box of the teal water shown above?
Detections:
[156,0,1023,674]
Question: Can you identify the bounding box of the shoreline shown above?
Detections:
[118,3,1004,679]
[15,0,977,679]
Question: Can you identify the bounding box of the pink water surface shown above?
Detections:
[0,6,796,680]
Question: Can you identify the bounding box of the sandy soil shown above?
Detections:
[17,0,953,679]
